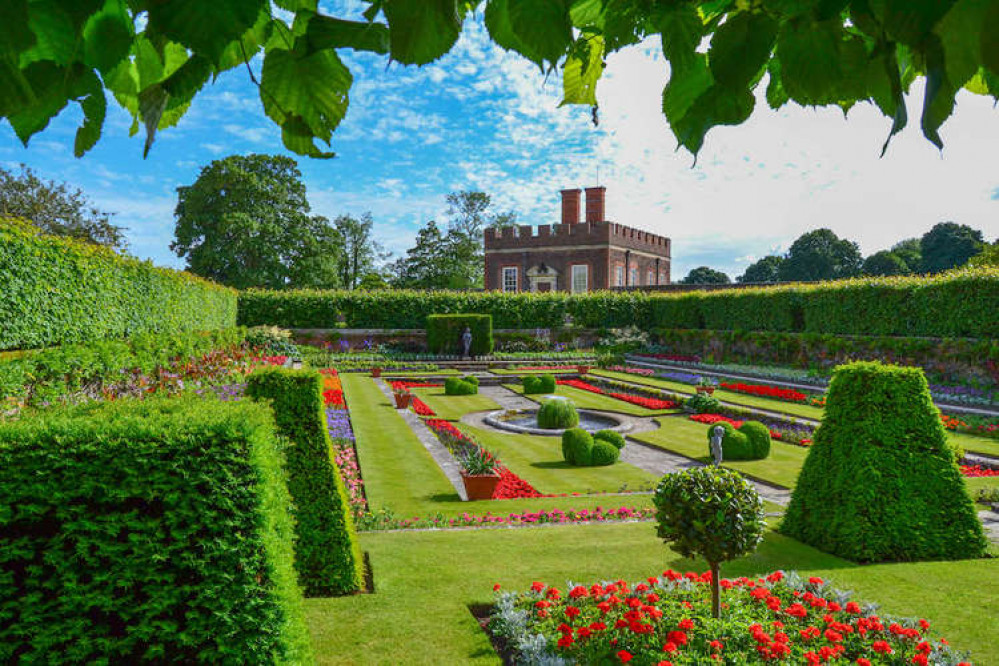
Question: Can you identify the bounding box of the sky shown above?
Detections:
[1,3,998,281]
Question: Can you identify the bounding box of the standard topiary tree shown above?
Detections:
[594,429,626,450]
[654,467,765,618]
[705,421,770,460]
[537,398,579,429]
[562,428,593,466]
[590,440,620,466]
[780,361,987,562]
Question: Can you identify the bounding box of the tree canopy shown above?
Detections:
[681,265,731,285]
[920,221,984,274]
[737,254,783,283]
[2,1,997,160]
[778,228,862,282]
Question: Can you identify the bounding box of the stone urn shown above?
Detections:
[461,471,501,501]
[371,367,382,378]
[393,392,412,409]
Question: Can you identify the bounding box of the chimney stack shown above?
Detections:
[560,188,581,225]
[585,186,606,223]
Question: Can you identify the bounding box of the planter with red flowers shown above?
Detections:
[371,367,382,378]
[393,389,412,409]
[458,446,501,501]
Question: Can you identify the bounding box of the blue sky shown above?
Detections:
[1,4,997,280]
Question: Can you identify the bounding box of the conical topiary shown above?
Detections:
[780,361,987,562]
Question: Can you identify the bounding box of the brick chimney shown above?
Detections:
[560,188,581,225]
[585,186,606,223]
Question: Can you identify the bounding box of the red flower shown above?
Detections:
[662,642,677,653]
[856,660,871,666]
[616,650,633,662]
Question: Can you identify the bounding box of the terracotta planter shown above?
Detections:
[577,365,591,375]
[371,367,382,378]
[393,393,412,409]
[461,472,500,501]
[696,386,715,395]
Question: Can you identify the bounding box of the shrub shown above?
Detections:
[536,373,556,393]
[0,217,237,351]
[706,421,770,460]
[684,393,721,414]
[444,377,478,395]
[654,467,765,617]
[464,374,479,386]
[590,440,620,466]
[245,325,298,356]
[780,361,988,562]
[738,421,772,458]
[426,314,493,356]
[537,398,579,429]
[593,429,626,450]
[561,427,593,466]
[246,368,364,595]
[0,396,312,663]
[523,373,556,394]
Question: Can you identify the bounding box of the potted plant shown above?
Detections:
[393,388,411,409]
[371,367,383,378]
[696,377,717,395]
[459,447,501,501]
[576,364,591,375]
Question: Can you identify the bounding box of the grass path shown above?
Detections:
[409,386,500,421]
[505,383,682,417]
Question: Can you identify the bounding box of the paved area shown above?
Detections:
[477,384,538,410]
[979,510,999,542]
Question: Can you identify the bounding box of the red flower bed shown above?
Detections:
[961,464,999,477]
[388,381,441,391]
[721,381,809,403]
[608,392,677,410]
[513,365,574,371]
[323,389,345,407]
[411,396,436,416]
[557,379,604,394]
[689,413,782,441]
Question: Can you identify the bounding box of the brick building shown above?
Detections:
[484,186,671,292]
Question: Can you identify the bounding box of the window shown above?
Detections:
[629,266,638,286]
[614,265,624,287]
[659,271,668,284]
[571,264,588,293]
[647,269,654,285]
[502,266,518,292]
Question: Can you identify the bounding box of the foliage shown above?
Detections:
[522,373,556,394]
[444,376,478,395]
[920,221,985,274]
[3,2,997,159]
[862,249,910,276]
[590,439,620,466]
[0,164,126,251]
[706,420,771,460]
[426,314,494,356]
[654,466,765,617]
[593,429,626,450]
[246,367,364,596]
[778,228,862,282]
[1,217,236,351]
[538,397,579,430]
[966,239,999,268]
[561,427,593,466]
[245,325,298,356]
[0,396,312,663]
[458,445,499,476]
[681,265,730,285]
[737,255,784,283]
[891,238,924,273]
[684,392,721,414]
[334,213,387,290]
[781,361,987,562]
[171,154,343,289]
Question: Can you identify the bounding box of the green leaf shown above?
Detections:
[21,1,78,67]
[383,0,464,65]
[74,71,106,157]
[488,0,572,68]
[670,83,754,156]
[7,62,71,144]
[982,0,999,75]
[304,14,390,55]
[765,58,788,109]
[275,0,317,9]
[0,0,35,57]
[569,0,603,27]
[656,3,704,74]
[82,0,134,75]
[160,54,211,103]
[146,0,267,66]
[134,35,164,90]
[777,18,868,105]
[0,56,36,117]
[875,0,957,46]
[934,0,992,88]
[217,9,273,72]
[920,36,955,149]
[561,33,604,106]
[708,10,778,89]
[662,53,713,125]
[485,0,540,64]
[138,83,168,157]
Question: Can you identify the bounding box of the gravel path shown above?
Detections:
[477,384,538,410]
[979,510,999,542]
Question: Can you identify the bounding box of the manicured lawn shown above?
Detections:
[506,383,682,417]
[303,521,999,664]
[488,367,577,375]
[382,369,461,377]
[951,430,999,457]
[409,386,500,421]
[459,423,658,495]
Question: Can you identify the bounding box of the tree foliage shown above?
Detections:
[777,228,862,282]
[890,237,923,273]
[333,213,387,290]
[681,265,731,285]
[0,164,127,251]
[737,255,784,283]
[920,221,984,274]
[861,249,909,276]
[3,1,996,159]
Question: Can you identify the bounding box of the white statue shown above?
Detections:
[710,425,725,466]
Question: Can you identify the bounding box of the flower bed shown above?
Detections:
[961,464,999,477]
[606,366,655,377]
[489,570,971,666]
[636,353,702,363]
[357,505,656,531]
[557,380,678,410]
[689,413,811,446]
[941,413,999,440]
[411,397,436,416]
[512,365,576,371]
[720,381,810,404]
[326,407,367,518]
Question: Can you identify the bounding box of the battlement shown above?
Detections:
[485,220,670,256]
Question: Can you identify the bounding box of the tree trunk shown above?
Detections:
[710,562,721,619]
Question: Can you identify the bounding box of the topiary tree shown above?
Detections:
[445,377,478,396]
[561,428,593,466]
[537,398,579,430]
[652,467,766,618]
[537,374,556,394]
[780,361,988,562]
[654,467,765,618]
[594,429,626,450]
[590,440,620,466]
[706,421,770,460]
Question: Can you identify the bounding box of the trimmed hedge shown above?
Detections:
[537,398,579,429]
[238,268,999,338]
[1,218,237,351]
[444,376,478,395]
[594,429,626,450]
[426,314,493,356]
[0,396,312,664]
[562,427,593,466]
[706,421,770,460]
[590,440,620,466]
[780,361,988,562]
[523,374,556,394]
[246,368,364,596]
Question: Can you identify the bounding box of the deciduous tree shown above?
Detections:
[737,255,783,283]
[778,229,862,282]
[920,222,985,274]
[681,266,730,285]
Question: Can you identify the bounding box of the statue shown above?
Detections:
[460,326,473,357]
[709,425,725,466]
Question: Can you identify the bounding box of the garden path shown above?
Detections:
[979,509,999,542]
[476,384,537,410]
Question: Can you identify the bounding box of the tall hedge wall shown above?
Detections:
[1,218,237,351]
[426,314,493,356]
[0,396,313,663]
[237,268,999,338]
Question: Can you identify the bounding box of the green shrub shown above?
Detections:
[246,368,364,595]
[0,218,237,351]
[705,421,770,460]
[444,377,478,395]
[537,374,556,393]
[594,429,626,450]
[464,374,479,386]
[522,376,541,393]
[780,361,988,562]
[246,325,298,356]
[537,398,579,429]
[426,314,493,356]
[685,393,721,414]
[590,440,620,466]
[0,396,312,663]
[654,467,765,617]
[562,427,593,466]
[738,421,772,458]
[523,374,556,394]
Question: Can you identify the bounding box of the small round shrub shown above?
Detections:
[464,375,479,386]
[593,429,626,450]
[705,421,770,461]
[522,376,542,394]
[685,393,721,414]
[537,398,578,429]
[537,374,556,393]
[561,427,593,466]
[737,421,771,459]
[444,377,477,396]
[590,440,620,466]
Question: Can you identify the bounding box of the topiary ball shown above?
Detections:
[737,421,771,459]
[445,377,477,395]
[522,376,542,394]
[685,393,721,414]
[537,374,556,393]
[594,429,626,450]
[590,440,620,466]
[537,398,579,429]
[464,375,479,386]
[705,421,769,461]
[561,427,593,466]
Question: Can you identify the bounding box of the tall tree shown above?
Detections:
[171,154,341,289]
[334,213,387,290]
[443,190,517,289]
[0,164,127,251]
[681,266,731,285]
[920,222,985,274]
[890,238,922,273]
[862,250,909,276]
[967,241,999,268]
[778,229,862,282]
[737,255,784,283]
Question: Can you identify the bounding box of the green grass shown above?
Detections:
[951,430,999,457]
[489,367,577,375]
[303,521,999,665]
[382,369,461,377]
[409,386,500,421]
[506,383,681,417]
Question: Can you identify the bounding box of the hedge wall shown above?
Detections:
[426,314,493,356]
[246,368,364,596]
[1,218,237,351]
[0,396,312,663]
[237,268,999,339]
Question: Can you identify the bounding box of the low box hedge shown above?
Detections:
[426,314,493,356]
[0,396,312,664]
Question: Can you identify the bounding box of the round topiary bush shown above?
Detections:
[654,467,765,617]
[685,393,721,414]
[537,398,578,429]
[705,421,770,460]
[590,440,620,466]
[537,374,556,393]
[561,427,592,466]
[737,421,771,458]
[444,377,477,396]
[593,429,626,450]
